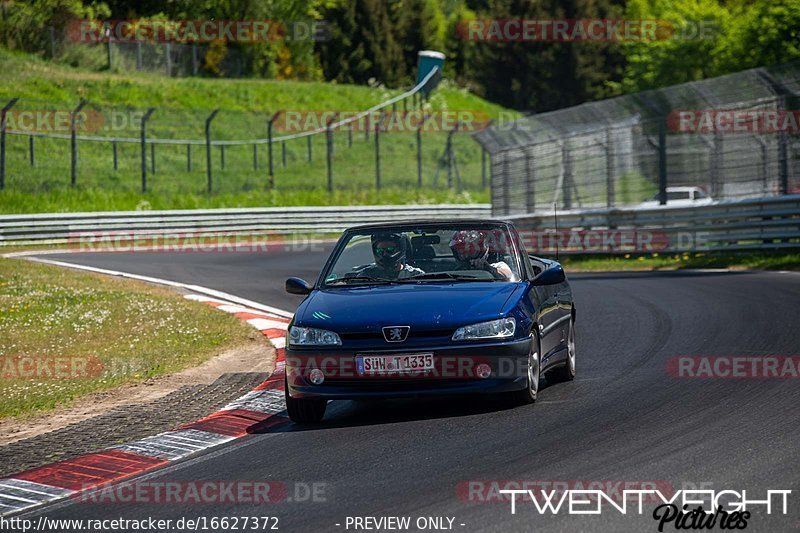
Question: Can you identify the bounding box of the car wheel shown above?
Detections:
[549,317,576,382]
[510,332,541,405]
[285,375,327,423]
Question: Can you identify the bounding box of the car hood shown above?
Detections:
[295,282,523,333]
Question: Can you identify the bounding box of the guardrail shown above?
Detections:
[508,194,800,253]
[0,204,491,245]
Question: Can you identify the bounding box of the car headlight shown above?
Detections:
[452,317,516,341]
[288,326,342,346]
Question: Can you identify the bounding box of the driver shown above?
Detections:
[356,232,424,280]
[449,230,517,281]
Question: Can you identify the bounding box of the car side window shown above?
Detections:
[511,229,538,279]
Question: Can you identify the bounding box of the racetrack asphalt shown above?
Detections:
[16,248,800,532]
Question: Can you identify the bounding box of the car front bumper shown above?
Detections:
[285,337,532,399]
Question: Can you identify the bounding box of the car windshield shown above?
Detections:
[322,224,522,286]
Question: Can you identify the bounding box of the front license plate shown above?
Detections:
[355,353,434,376]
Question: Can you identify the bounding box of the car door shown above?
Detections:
[533,258,568,364]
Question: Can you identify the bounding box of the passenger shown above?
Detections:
[356,232,424,280]
[449,230,517,281]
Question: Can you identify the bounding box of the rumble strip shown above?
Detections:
[0,295,291,516]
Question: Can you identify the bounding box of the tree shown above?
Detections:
[615,0,732,93]
[0,0,110,54]
[716,0,800,73]
[317,0,407,86]
[461,0,626,111]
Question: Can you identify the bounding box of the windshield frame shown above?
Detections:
[316,221,525,289]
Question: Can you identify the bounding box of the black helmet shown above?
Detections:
[371,233,406,269]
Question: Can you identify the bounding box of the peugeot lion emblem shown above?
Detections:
[382,326,410,343]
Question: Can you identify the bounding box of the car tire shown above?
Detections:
[549,317,576,383]
[509,331,541,405]
[285,376,327,423]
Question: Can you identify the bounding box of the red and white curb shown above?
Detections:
[0,294,291,516]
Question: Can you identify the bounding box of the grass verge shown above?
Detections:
[0,257,258,419]
[559,251,800,272]
[0,187,489,214]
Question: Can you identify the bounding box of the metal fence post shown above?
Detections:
[220,145,226,170]
[112,141,118,170]
[187,144,192,172]
[71,99,87,187]
[452,123,463,192]
[28,136,35,167]
[281,142,286,167]
[151,143,156,174]
[525,148,535,213]
[417,114,429,187]
[502,154,511,216]
[711,132,722,198]
[326,114,338,193]
[375,112,384,190]
[658,116,668,205]
[488,151,493,192]
[446,125,460,188]
[481,148,487,188]
[307,135,312,162]
[756,136,768,194]
[0,98,19,190]
[606,128,615,208]
[253,144,258,170]
[205,109,220,193]
[165,43,172,76]
[267,111,282,188]
[140,107,155,193]
[561,142,572,209]
[191,45,199,76]
[777,96,789,195]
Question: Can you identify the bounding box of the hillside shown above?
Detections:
[0,50,514,213]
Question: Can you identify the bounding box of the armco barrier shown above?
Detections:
[0,204,491,245]
[508,194,800,254]
[2,197,797,252]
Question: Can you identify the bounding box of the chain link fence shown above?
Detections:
[44,24,294,78]
[476,62,800,217]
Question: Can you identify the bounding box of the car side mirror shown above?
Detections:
[532,266,565,286]
[286,277,313,295]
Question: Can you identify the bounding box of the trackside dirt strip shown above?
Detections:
[0,295,290,517]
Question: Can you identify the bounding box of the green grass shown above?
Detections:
[0,257,258,419]
[559,251,800,272]
[0,49,509,213]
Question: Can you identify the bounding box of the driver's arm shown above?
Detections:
[490,261,516,281]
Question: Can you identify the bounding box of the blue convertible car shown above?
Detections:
[284,220,576,423]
